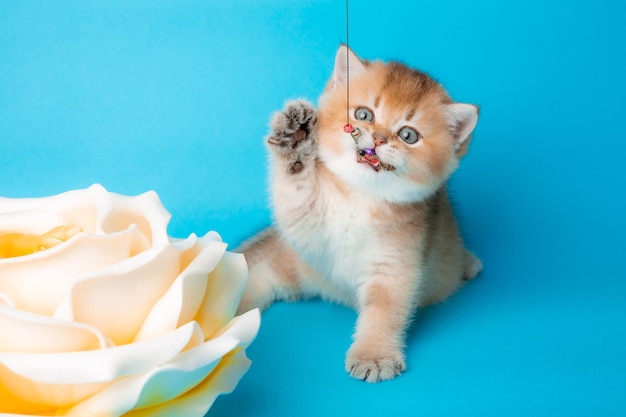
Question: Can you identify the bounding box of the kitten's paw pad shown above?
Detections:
[345,347,406,383]
[267,100,317,149]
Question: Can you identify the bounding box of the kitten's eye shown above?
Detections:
[354,107,374,122]
[398,127,420,144]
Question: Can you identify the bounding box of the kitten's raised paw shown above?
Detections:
[272,99,317,137]
[267,100,317,150]
[345,345,406,383]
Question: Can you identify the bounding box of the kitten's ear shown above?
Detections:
[445,103,479,156]
[332,45,368,88]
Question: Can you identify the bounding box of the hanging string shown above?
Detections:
[343,0,361,143]
[345,0,350,125]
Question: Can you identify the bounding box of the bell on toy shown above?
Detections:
[350,127,361,143]
[344,124,361,143]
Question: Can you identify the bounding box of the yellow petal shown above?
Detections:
[0,226,82,259]
[61,310,259,417]
[0,210,70,243]
[41,225,83,243]
[0,228,147,316]
[54,236,199,346]
[0,231,46,259]
[0,305,110,353]
[0,321,206,412]
[0,364,110,412]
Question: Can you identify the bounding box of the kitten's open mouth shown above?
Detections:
[356,148,395,172]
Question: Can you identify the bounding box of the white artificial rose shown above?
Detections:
[0,184,259,417]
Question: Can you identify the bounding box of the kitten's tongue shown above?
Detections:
[357,148,381,171]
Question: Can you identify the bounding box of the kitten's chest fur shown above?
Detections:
[275,165,423,300]
[311,184,377,279]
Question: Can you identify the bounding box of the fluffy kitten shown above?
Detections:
[237,46,482,383]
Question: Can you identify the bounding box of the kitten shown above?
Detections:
[237,45,482,383]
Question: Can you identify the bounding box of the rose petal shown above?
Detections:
[0,321,207,411]
[54,236,200,345]
[133,233,228,343]
[96,188,171,247]
[0,210,69,235]
[0,305,112,353]
[0,320,205,385]
[123,349,252,417]
[0,185,171,246]
[0,366,110,413]
[0,184,110,234]
[0,187,99,213]
[0,186,259,416]
[0,292,13,307]
[60,310,260,417]
[0,228,147,316]
[194,249,249,339]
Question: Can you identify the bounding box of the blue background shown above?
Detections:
[1,0,625,416]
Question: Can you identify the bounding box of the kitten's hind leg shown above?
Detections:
[236,227,310,314]
[463,250,482,281]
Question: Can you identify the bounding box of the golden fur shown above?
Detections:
[237,46,481,383]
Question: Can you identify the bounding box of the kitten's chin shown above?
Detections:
[323,151,438,203]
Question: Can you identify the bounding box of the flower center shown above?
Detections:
[0,225,82,258]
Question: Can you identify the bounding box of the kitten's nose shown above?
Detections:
[373,132,387,146]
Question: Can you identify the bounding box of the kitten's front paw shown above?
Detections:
[267,100,318,174]
[345,343,406,383]
[269,99,317,144]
